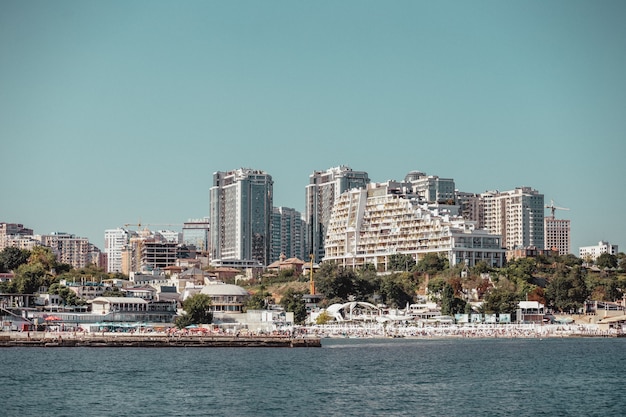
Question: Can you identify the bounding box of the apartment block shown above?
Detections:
[271,207,305,263]
[39,232,101,269]
[579,241,619,262]
[544,216,571,255]
[0,222,34,250]
[324,182,505,271]
[305,166,370,262]
[210,168,273,266]
[481,187,544,250]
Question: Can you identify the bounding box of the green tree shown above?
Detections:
[545,267,588,313]
[596,253,618,270]
[48,283,80,306]
[471,261,491,275]
[28,246,57,271]
[427,276,446,298]
[379,273,414,308]
[13,263,46,294]
[0,247,30,272]
[387,253,416,272]
[280,288,307,324]
[175,293,213,328]
[315,310,333,324]
[416,253,448,275]
[504,258,536,283]
[246,288,271,310]
[315,267,356,301]
[482,280,519,314]
[440,283,466,315]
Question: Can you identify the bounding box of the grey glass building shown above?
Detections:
[210,169,273,266]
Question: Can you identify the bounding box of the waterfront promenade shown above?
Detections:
[1,322,622,348]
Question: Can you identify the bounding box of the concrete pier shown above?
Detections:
[0,334,322,348]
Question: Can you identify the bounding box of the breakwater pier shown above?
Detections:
[0,333,321,348]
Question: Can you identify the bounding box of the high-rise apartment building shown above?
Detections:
[305,166,370,262]
[271,207,304,263]
[544,216,571,255]
[455,191,484,228]
[105,228,135,273]
[210,168,273,266]
[404,171,456,204]
[39,232,101,269]
[481,187,544,250]
[324,182,505,270]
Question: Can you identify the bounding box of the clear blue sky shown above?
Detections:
[1,0,625,253]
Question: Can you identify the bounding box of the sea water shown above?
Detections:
[1,337,625,416]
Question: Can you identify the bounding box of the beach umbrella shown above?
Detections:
[44,315,62,321]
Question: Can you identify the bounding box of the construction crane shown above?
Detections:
[545,200,569,218]
[124,222,182,229]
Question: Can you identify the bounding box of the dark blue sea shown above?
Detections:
[1,337,625,416]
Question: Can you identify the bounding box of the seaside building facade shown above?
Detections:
[305,166,370,263]
[579,241,619,263]
[182,218,210,254]
[271,207,305,263]
[210,168,273,267]
[404,171,456,204]
[39,232,101,269]
[481,187,544,250]
[0,223,35,251]
[104,228,135,273]
[544,216,571,255]
[323,182,505,271]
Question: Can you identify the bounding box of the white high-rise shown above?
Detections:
[481,187,544,250]
[104,228,132,273]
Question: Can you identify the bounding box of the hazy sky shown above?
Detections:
[2,0,625,253]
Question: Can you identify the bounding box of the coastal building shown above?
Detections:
[404,171,456,204]
[579,241,619,263]
[481,187,544,250]
[455,191,484,228]
[90,296,176,323]
[210,168,273,267]
[271,207,305,263]
[267,253,306,275]
[544,216,571,255]
[199,283,250,314]
[39,232,101,269]
[0,222,34,250]
[323,182,505,271]
[64,280,112,300]
[182,218,210,254]
[305,166,370,263]
[104,228,135,273]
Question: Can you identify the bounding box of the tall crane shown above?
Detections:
[545,200,569,218]
[123,223,182,230]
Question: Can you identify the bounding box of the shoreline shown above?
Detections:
[2,322,623,347]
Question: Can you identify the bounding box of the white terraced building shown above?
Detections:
[324,182,505,271]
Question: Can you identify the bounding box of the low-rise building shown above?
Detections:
[579,241,619,263]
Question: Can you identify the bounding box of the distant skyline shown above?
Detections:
[2,1,625,253]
